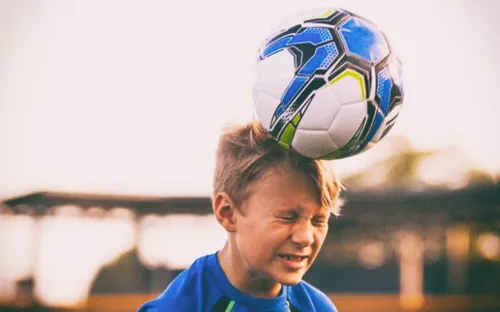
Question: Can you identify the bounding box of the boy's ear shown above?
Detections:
[213,192,238,232]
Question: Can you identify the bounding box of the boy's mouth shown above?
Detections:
[277,254,308,261]
[277,254,309,270]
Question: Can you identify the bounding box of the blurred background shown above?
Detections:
[0,0,499,311]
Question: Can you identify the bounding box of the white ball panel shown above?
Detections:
[328,101,367,148]
[296,85,341,131]
[254,92,281,131]
[328,74,365,105]
[388,59,403,87]
[252,50,295,103]
[292,128,337,159]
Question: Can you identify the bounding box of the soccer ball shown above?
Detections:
[252,8,404,159]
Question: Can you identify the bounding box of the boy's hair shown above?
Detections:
[213,120,342,216]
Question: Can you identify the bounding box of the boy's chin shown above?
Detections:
[273,273,304,286]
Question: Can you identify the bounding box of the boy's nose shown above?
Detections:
[291,222,315,247]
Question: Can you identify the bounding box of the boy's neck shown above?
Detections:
[218,244,282,299]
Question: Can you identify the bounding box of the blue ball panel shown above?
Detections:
[339,17,389,64]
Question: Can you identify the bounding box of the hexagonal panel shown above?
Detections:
[328,68,367,105]
[295,83,341,131]
[328,100,367,149]
[253,50,296,105]
[292,128,337,159]
[254,92,281,130]
[339,17,389,64]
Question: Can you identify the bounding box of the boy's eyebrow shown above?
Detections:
[273,207,297,214]
[274,205,330,217]
[271,206,301,217]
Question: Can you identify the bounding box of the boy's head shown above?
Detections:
[212,120,342,290]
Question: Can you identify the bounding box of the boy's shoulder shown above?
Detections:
[289,280,338,311]
[137,253,222,311]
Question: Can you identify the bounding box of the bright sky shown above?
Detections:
[1,0,499,200]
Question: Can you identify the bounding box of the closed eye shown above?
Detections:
[312,217,329,226]
[280,215,297,221]
[277,211,299,222]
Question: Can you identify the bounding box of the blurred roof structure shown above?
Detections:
[2,182,499,222]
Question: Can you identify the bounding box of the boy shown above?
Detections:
[138,120,342,311]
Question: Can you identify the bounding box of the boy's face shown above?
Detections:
[234,165,330,286]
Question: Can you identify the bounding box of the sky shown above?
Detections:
[0,0,499,200]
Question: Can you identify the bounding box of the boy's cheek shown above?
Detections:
[316,227,329,239]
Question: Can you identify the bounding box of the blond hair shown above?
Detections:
[213,120,342,216]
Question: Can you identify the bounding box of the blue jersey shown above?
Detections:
[138,252,337,312]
